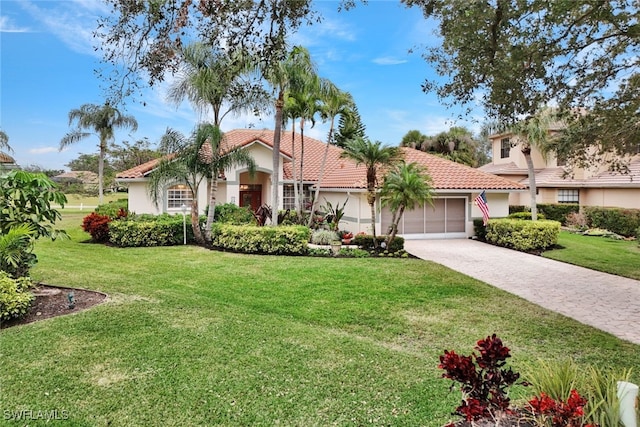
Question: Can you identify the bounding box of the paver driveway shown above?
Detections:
[404,239,640,345]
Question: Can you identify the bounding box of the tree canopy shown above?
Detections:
[96,0,324,103]
[405,0,639,164]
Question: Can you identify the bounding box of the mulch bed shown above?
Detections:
[1,285,108,329]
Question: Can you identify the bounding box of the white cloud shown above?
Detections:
[29,146,58,154]
[0,16,30,33]
[372,57,408,65]
[20,0,103,57]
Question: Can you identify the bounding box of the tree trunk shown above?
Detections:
[98,140,105,205]
[191,200,204,244]
[298,118,305,214]
[271,92,284,226]
[368,189,378,248]
[204,175,218,242]
[307,119,335,227]
[290,122,299,216]
[386,205,405,249]
[522,145,538,221]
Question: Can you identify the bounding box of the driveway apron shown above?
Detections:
[404,239,640,345]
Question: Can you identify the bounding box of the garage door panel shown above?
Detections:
[425,200,445,233]
[445,198,466,232]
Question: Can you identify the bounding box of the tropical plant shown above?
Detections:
[0,129,11,152]
[0,270,34,321]
[60,102,138,204]
[380,162,434,248]
[340,138,403,248]
[0,224,37,279]
[321,198,349,232]
[308,82,354,226]
[283,70,322,214]
[0,170,67,240]
[510,107,562,220]
[262,45,315,225]
[439,334,521,423]
[148,124,255,244]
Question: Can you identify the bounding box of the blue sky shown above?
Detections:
[1,0,484,171]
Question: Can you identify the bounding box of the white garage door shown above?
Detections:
[381,197,467,239]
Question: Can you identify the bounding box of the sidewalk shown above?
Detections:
[404,239,640,345]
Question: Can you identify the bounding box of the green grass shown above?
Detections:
[1,216,639,426]
[543,231,640,280]
[55,193,125,214]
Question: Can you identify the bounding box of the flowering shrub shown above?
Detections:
[82,213,112,243]
[527,390,596,427]
[439,334,521,421]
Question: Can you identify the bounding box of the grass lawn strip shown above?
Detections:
[1,215,638,426]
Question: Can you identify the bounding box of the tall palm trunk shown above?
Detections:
[308,119,336,227]
[367,185,378,247]
[522,145,538,220]
[271,92,284,226]
[205,175,219,241]
[298,118,306,213]
[290,122,299,214]
[98,139,106,204]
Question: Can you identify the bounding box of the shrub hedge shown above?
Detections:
[210,224,310,255]
[95,199,129,218]
[485,219,561,252]
[0,271,34,321]
[353,234,404,252]
[583,206,640,237]
[213,203,256,225]
[508,211,547,220]
[109,215,194,247]
[537,203,579,224]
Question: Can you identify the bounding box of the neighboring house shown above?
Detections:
[52,171,99,192]
[116,129,525,239]
[0,152,19,174]
[480,130,640,209]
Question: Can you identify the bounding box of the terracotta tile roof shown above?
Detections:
[0,152,15,163]
[515,158,640,188]
[116,129,526,191]
[478,162,529,175]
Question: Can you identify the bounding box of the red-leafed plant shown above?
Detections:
[82,212,112,243]
[527,390,597,427]
[439,334,521,421]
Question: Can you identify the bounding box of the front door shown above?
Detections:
[240,189,262,212]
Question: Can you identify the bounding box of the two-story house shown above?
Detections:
[479,129,640,210]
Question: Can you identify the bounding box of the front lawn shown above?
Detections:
[2,216,639,426]
[543,231,640,280]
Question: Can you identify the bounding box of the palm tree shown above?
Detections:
[168,43,266,235]
[380,162,434,248]
[285,73,323,214]
[149,124,255,245]
[340,138,403,247]
[262,46,315,225]
[168,43,269,127]
[510,107,559,220]
[0,129,11,152]
[308,83,353,227]
[60,103,138,203]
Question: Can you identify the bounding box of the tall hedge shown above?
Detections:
[485,219,561,252]
[109,215,194,247]
[583,206,640,237]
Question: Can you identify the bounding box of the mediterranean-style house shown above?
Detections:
[52,171,99,192]
[0,152,19,174]
[116,129,525,239]
[480,130,640,210]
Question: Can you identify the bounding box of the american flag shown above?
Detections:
[474,191,490,226]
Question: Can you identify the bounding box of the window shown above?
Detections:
[283,184,313,210]
[167,184,192,209]
[500,138,511,159]
[557,189,579,204]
